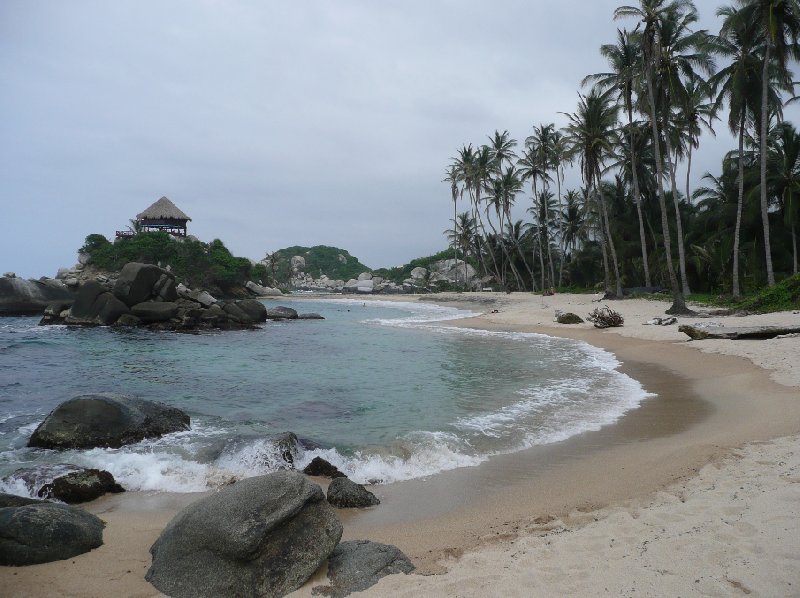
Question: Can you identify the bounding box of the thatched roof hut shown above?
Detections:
[134,196,191,237]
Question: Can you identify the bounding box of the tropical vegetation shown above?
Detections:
[443,0,800,313]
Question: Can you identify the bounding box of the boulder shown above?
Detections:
[113,313,142,327]
[157,277,178,302]
[326,477,380,508]
[0,493,46,508]
[357,272,372,281]
[291,255,306,272]
[0,503,104,566]
[298,313,325,320]
[146,472,343,598]
[222,301,251,324]
[0,277,74,316]
[113,262,168,307]
[273,432,300,467]
[27,394,190,450]
[246,281,282,297]
[131,301,179,323]
[234,299,268,323]
[38,468,124,504]
[303,457,346,478]
[556,312,584,324]
[63,284,130,326]
[1,464,85,496]
[356,279,374,293]
[266,306,298,320]
[312,540,414,598]
[410,267,427,280]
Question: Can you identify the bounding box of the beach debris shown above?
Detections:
[312,540,414,598]
[0,502,104,566]
[587,306,624,328]
[556,312,584,324]
[303,456,346,478]
[643,316,677,326]
[27,394,190,450]
[326,477,380,508]
[679,324,800,340]
[146,472,342,598]
[38,468,124,504]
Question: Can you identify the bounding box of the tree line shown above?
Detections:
[444,0,800,314]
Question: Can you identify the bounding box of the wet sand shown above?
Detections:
[3,293,800,597]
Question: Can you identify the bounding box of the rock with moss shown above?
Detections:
[38,468,124,504]
[326,477,380,508]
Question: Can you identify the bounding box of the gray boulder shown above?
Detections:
[0,276,73,316]
[0,493,46,508]
[146,471,343,598]
[298,313,325,320]
[266,306,298,320]
[236,299,268,323]
[273,431,300,467]
[113,262,168,307]
[312,540,414,598]
[246,281,282,297]
[0,503,104,565]
[38,468,124,504]
[65,283,131,326]
[326,477,380,508]
[131,301,179,323]
[27,394,190,450]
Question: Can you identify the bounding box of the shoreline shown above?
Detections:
[2,292,799,596]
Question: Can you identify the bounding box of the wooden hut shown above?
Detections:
[133,196,191,237]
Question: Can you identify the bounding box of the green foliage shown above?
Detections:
[373,248,475,285]
[81,232,261,293]
[271,245,371,281]
[735,274,800,313]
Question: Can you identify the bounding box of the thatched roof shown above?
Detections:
[136,196,191,221]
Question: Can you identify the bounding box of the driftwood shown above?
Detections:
[587,306,624,328]
[679,324,800,340]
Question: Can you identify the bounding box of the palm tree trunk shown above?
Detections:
[598,178,623,297]
[733,115,745,298]
[645,35,687,314]
[792,222,798,275]
[556,169,565,287]
[628,118,651,287]
[453,199,459,289]
[663,123,691,296]
[760,42,776,286]
[594,187,611,293]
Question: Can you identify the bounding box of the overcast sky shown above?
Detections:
[2,1,798,278]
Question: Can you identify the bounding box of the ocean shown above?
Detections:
[0,298,652,496]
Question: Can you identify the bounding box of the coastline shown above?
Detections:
[2,292,799,596]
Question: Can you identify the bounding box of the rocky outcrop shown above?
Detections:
[303,457,346,478]
[245,281,282,297]
[326,478,380,508]
[57,281,129,325]
[0,275,74,316]
[38,468,124,504]
[679,324,800,340]
[131,301,179,322]
[266,306,299,320]
[146,471,343,598]
[312,540,414,598]
[298,313,325,320]
[113,262,167,307]
[0,502,104,566]
[27,394,190,450]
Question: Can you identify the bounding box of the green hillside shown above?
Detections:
[271,245,371,281]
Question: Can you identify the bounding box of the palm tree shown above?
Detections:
[769,122,800,273]
[584,27,653,287]
[710,4,763,296]
[679,72,716,212]
[563,88,623,297]
[615,0,691,314]
[445,212,478,287]
[444,164,461,280]
[741,0,800,285]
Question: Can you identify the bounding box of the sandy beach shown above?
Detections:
[3,292,800,597]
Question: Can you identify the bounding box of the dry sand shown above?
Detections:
[3,293,800,597]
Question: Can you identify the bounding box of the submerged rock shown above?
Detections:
[38,468,124,504]
[266,306,299,320]
[326,477,380,508]
[27,394,190,450]
[0,503,104,566]
[312,540,414,598]
[303,457,346,478]
[298,313,325,320]
[146,471,342,598]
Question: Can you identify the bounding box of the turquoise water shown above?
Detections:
[0,299,651,494]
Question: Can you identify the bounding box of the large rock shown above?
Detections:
[178,285,218,308]
[246,281,282,297]
[27,394,190,450]
[0,493,46,508]
[266,306,298,320]
[409,267,427,280]
[131,301,179,323]
[146,471,343,598]
[232,299,268,323]
[66,282,130,325]
[356,279,374,294]
[298,313,325,320]
[326,477,380,508]
[113,262,169,307]
[291,255,306,272]
[312,540,414,598]
[357,272,372,281]
[0,503,104,566]
[0,277,73,316]
[38,468,124,504]
[303,457,346,478]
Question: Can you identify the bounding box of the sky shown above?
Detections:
[2,0,799,278]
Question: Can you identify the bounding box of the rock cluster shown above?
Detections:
[39,262,269,330]
[2,464,125,504]
[0,274,74,316]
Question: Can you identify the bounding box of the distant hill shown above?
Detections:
[272,245,371,281]
[372,248,474,284]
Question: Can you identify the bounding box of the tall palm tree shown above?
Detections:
[769,122,800,273]
[615,0,691,314]
[584,27,653,287]
[741,0,800,285]
[679,72,716,211]
[443,164,461,279]
[710,4,763,296]
[563,88,623,297]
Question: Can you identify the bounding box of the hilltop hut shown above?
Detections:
[134,196,191,237]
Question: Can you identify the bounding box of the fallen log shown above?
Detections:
[678,324,800,340]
